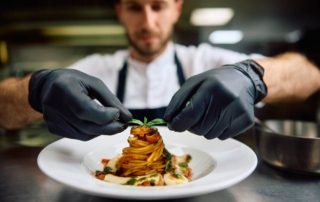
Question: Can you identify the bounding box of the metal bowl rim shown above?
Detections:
[256,119,320,141]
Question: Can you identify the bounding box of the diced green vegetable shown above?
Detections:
[173,173,183,179]
[163,148,172,160]
[103,166,113,174]
[165,159,173,172]
[125,178,137,185]
[178,162,188,168]
[137,177,147,181]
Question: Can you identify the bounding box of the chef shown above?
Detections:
[1,0,320,141]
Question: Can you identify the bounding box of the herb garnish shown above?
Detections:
[129,117,167,127]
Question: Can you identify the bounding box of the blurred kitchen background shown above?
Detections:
[0,0,319,123]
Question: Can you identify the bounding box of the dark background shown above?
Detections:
[0,0,319,121]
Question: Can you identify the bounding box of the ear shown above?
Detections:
[114,2,123,23]
[173,0,184,23]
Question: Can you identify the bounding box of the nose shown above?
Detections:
[141,6,157,29]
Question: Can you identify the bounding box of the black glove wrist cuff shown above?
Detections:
[28,69,53,113]
[233,59,268,103]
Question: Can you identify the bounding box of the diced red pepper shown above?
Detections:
[139,181,151,186]
[145,134,160,143]
[101,159,110,166]
[96,173,106,180]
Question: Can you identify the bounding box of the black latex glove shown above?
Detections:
[164,59,267,140]
[29,69,132,141]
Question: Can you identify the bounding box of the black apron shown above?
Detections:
[116,52,185,120]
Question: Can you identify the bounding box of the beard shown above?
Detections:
[127,28,172,58]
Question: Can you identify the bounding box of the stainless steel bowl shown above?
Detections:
[255,119,320,175]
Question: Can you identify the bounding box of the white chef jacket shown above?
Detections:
[67,42,262,109]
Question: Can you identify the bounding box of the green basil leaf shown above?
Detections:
[144,117,148,124]
[129,118,167,127]
[128,119,144,125]
[147,118,167,126]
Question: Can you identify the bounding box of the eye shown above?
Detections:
[126,3,142,12]
[151,2,167,12]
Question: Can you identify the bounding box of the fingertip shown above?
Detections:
[122,123,129,130]
[164,99,184,122]
[164,105,178,122]
[121,111,133,122]
[163,111,172,122]
[218,136,227,140]
[115,106,132,122]
[78,135,99,141]
[101,121,128,135]
[204,127,225,140]
[167,117,188,132]
[167,124,184,132]
[167,122,174,131]
[218,131,233,140]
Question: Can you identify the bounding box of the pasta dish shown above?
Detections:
[94,119,192,186]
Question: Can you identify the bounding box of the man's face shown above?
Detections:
[116,0,182,58]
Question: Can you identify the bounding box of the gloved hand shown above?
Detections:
[29,69,132,141]
[164,59,267,140]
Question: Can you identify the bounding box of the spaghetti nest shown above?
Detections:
[116,126,166,177]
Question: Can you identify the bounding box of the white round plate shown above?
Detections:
[37,127,257,200]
